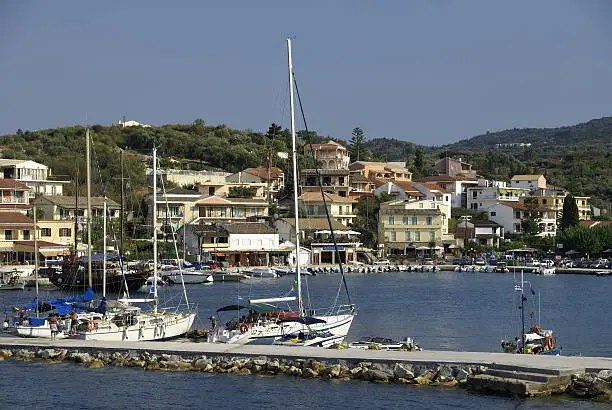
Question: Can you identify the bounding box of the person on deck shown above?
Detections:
[48,314,59,340]
[69,310,78,335]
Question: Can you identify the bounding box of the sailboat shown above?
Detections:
[500,270,561,355]
[77,147,196,341]
[212,38,356,346]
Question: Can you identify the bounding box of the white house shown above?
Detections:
[414,176,479,208]
[487,202,557,237]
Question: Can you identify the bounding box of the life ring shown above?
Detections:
[87,320,97,331]
[239,324,248,334]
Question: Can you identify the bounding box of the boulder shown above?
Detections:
[309,361,327,374]
[393,364,414,380]
[303,368,318,378]
[453,368,470,382]
[362,369,392,383]
[0,349,13,358]
[87,359,105,369]
[597,370,612,382]
[328,364,342,378]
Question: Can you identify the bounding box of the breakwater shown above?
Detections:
[0,337,610,401]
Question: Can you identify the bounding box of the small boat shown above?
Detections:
[243,268,278,278]
[495,262,510,273]
[595,271,610,277]
[537,266,556,276]
[135,276,168,293]
[500,270,561,355]
[348,336,422,351]
[161,267,213,284]
[0,270,26,290]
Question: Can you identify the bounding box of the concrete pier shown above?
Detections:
[1,335,610,399]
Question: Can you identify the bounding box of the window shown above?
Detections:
[4,230,11,240]
[419,202,424,208]
[41,228,51,237]
[411,216,418,225]
[390,231,396,241]
[490,211,496,217]
[542,199,547,204]
[23,230,30,240]
[59,228,72,237]
[429,231,435,241]
[426,216,433,225]
[402,216,408,225]
[388,216,394,225]
[414,231,421,241]
[405,231,411,241]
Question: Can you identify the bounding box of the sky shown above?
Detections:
[1,1,611,146]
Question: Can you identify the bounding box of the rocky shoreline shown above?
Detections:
[1,346,610,401]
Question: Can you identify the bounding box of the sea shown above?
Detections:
[1,270,610,409]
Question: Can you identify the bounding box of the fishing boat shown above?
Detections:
[500,270,561,355]
[210,38,356,346]
[160,265,214,284]
[77,148,196,341]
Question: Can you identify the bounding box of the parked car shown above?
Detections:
[374,259,391,265]
[474,258,486,266]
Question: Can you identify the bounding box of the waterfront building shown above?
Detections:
[298,191,357,227]
[486,202,558,237]
[275,217,360,265]
[0,159,69,199]
[455,219,504,248]
[526,187,591,220]
[31,195,120,221]
[301,140,351,197]
[226,167,285,201]
[154,168,230,193]
[378,199,450,256]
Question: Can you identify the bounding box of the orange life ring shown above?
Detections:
[239,324,248,333]
[87,320,97,331]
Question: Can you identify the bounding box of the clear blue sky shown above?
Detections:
[1,1,611,145]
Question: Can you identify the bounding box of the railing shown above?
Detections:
[306,304,356,318]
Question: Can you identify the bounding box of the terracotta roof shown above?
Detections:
[0,212,34,225]
[298,192,356,203]
[0,204,30,210]
[195,196,268,205]
[280,217,349,231]
[417,183,450,194]
[0,180,30,190]
[13,240,67,248]
[511,175,544,181]
[243,167,284,181]
[222,222,274,235]
[470,220,502,227]
[349,174,370,183]
[390,181,424,195]
[34,195,119,208]
[415,176,478,182]
[305,140,346,150]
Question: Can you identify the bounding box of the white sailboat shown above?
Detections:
[213,38,356,346]
[77,147,196,341]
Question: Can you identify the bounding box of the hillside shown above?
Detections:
[1,116,611,208]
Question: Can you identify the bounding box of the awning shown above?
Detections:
[39,249,70,257]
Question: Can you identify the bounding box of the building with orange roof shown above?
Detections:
[298,191,357,227]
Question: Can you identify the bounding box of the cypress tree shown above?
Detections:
[559,193,580,231]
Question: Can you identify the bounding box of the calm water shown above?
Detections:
[1,271,611,409]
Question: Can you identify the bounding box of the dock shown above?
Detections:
[0,335,610,399]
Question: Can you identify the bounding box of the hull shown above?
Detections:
[17,321,69,339]
[274,334,345,348]
[79,312,196,341]
[216,313,355,345]
[49,269,148,292]
[0,283,25,290]
[162,271,213,284]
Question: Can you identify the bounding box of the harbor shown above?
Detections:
[0,335,610,399]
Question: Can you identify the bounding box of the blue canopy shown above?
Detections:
[75,254,121,262]
[21,288,96,315]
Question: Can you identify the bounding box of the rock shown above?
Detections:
[193,358,211,370]
[397,377,417,384]
[237,367,252,375]
[309,361,327,374]
[328,364,342,378]
[597,370,612,382]
[0,349,13,358]
[393,364,414,380]
[435,379,458,387]
[253,359,267,367]
[362,369,392,383]
[453,368,470,382]
[266,360,281,372]
[303,368,318,378]
[87,359,105,369]
[414,376,432,385]
[411,365,428,377]
[15,349,36,361]
[126,359,147,368]
[71,352,93,364]
[591,377,612,399]
[39,349,60,360]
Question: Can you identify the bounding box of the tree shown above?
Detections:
[521,198,543,235]
[559,193,580,231]
[349,127,366,161]
[266,123,282,140]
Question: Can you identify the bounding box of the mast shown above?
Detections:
[86,128,92,288]
[520,269,525,353]
[120,149,124,259]
[74,168,79,255]
[152,147,158,313]
[102,198,107,298]
[33,206,39,318]
[287,37,303,315]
